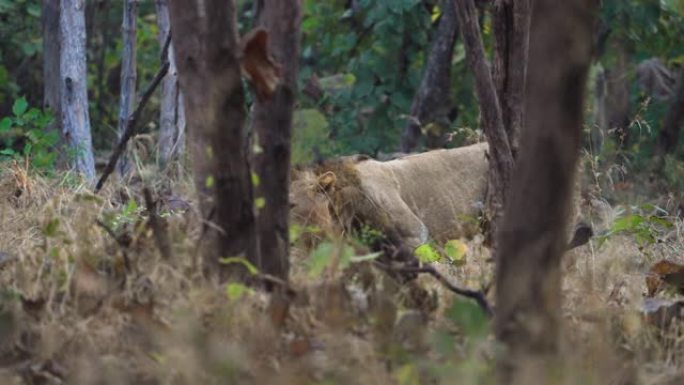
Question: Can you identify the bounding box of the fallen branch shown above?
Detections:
[95,33,172,192]
[375,261,494,317]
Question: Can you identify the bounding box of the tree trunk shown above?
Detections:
[492,0,530,156]
[251,0,301,280]
[401,0,459,152]
[596,41,631,150]
[453,0,514,244]
[42,0,62,143]
[167,0,256,281]
[655,65,684,162]
[60,0,96,181]
[494,0,597,383]
[116,0,138,177]
[155,0,186,169]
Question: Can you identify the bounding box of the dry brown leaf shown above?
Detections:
[646,260,684,297]
[240,28,282,102]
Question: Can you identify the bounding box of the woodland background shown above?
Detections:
[1,1,684,385]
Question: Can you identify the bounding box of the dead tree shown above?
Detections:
[60,0,96,181]
[116,0,138,177]
[167,0,278,281]
[155,0,186,168]
[454,0,514,244]
[251,1,301,280]
[401,0,459,152]
[494,1,597,384]
[655,65,684,164]
[492,0,530,156]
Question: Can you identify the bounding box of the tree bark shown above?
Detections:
[155,0,186,169]
[42,0,62,142]
[116,0,138,177]
[251,0,301,280]
[494,0,597,383]
[492,0,530,156]
[595,41,631,150]
[453,0,514,244]
[655,65,684,162]
[401,0,459,152]
[60,0,96,181]
[167,0,256,281]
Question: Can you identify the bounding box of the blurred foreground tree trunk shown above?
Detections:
[155,0,186,169]
[454,0,514,246]
[116,0,138,177]
[655,66,684,164]
[401,0,459,152]
[167,0,256,281]
[494,1,597,384]
[251,0,301,280]
[492,0,530,157]
[60,0,96,181]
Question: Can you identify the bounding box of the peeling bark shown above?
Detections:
[116,0,138,177]
[60,0,96,181]
[155,0,186,168]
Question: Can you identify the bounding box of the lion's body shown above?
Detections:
[290,142,489,249]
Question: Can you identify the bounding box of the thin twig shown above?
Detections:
[95,33,172,192]
[375,261,494,317]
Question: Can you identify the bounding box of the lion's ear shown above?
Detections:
[318,171,337,191]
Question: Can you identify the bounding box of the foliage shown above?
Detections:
[597,203,674,247]
[0,97,59,169]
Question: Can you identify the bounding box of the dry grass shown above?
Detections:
[0,159,683,385]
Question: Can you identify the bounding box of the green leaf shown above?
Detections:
[395,364,420,385]
[251,172,260,187]
[444,239,467,265]
[0,117,11,132]
[122,199,138,217]
[446,298,489,339]
[205,175,215,188]
[415,243,440,263]
[218,257,259,275]
[308,242,334,277]
[12,97,28,117]
[254,197,266,209]
[226,282,252,301]
[43,219,60,237]
[27,3,40,17]
[610,214,644,233]
[0,149,16,156]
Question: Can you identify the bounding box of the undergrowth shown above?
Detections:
[0,155,683,385]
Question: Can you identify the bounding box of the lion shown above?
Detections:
[289,142,489,250]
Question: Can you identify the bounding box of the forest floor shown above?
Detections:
[0,157,683,385]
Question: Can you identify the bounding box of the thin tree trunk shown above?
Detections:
[60,0,96,181]
[494,0,597,383]
[251,0,301,280]
[401,0,459,152]
[155,0,186,169]
[596,41,631,150]
[453,0,514,244]
[492,0,530,156]
[116,0,138,177]
[167,0,256,281]
[655,66,684,163]
[42,0,62,143]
